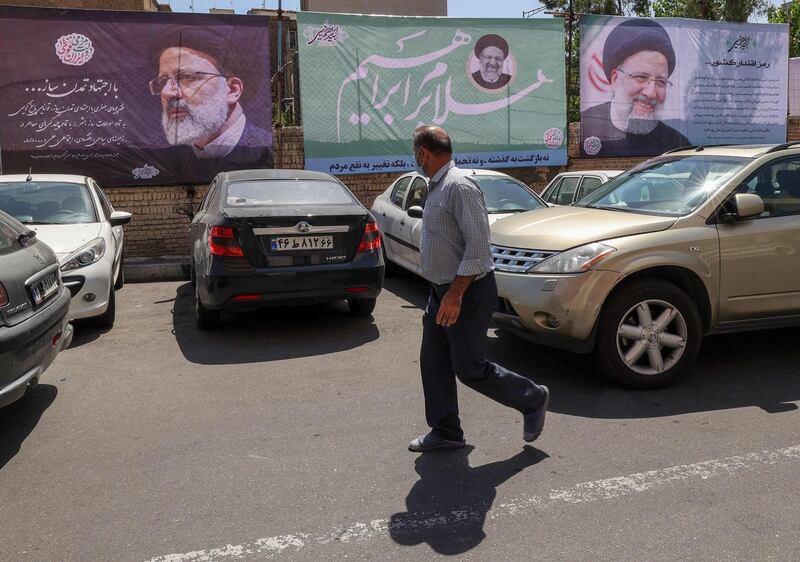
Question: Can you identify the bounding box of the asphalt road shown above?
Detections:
[2,274,800,561]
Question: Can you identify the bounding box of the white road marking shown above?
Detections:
[146,444,800,561]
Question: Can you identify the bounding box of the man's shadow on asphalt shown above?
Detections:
[0,384,57,470]
[389,445,547,555]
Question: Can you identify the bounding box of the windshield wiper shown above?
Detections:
[590,205,634,213]
[19,220,55,225]
[489,208,530,213]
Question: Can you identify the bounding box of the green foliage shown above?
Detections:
[768,1,800,57]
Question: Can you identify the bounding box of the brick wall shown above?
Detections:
[106,117,800,258]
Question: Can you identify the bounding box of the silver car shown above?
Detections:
[372,170,547,277]
[539,170,623,206]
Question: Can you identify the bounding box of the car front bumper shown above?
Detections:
[198,253,385,311]
[61,258,113,321]
[0,287,72,408]
[492,269,621,353]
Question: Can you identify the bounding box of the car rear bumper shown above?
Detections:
[198,254,384,310]
[492,269,620,352]
[0,287,72,408]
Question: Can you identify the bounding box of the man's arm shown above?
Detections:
[436,179,492,327]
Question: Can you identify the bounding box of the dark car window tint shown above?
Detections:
[405,178,428,210]
[390,177,412,207]
[199,183,216,212]
[577,177,604,201]
[0,181,98,225]
[474,176,545,213]
[224,180,356,207]
[555,177,580,205]
[0,216,21,256]
[543,178,564,203]
[93,181,114,220]
[740,158,800,219]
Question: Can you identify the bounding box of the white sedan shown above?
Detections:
[371,170,547,277]
[0,174,131,328]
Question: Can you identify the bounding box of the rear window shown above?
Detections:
[224,180,356,207]
[0,181,97,225]
[0,216,22,256]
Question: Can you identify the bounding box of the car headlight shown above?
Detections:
[60,238,106,272]
[529,243,615,274]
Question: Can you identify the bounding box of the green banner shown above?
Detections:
[297,13,566,175]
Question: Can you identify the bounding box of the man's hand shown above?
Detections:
[436,290,463,327]
[435,275,475,327]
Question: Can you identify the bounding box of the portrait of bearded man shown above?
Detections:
[581,19,689,157]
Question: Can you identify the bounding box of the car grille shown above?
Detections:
[491,244,557,273]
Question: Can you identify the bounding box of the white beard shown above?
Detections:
[162,84,230,146]
[480,65,502,83]
[610,91,662,136]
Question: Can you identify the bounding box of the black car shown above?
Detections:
[0,210,73,408]
[178,169,385,329]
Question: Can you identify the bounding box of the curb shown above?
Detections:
[124,256,189,283]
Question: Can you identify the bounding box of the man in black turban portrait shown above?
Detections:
[149,26,272,173]
[581,19,689,157]
[471,34,512,90]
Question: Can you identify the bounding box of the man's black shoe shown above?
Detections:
[408,432,466,452]
[523,385,550,442]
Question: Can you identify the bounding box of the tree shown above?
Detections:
[768,1,800,57]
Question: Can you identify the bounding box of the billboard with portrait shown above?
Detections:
[580,16,789,158]
[0,6,272,186]
[297,12,567,175]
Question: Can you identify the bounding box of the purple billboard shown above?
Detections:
[0,6,272,186]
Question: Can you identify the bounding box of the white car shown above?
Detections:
[371,170,547,277]
[0,174,131,328]
[539,170,624,206]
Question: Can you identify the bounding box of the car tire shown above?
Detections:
[195,286,220,330]
[348,297,376,316]
[382,245,400,277]
[94,286,116,329]
[595,279,701,389]
[114,253,125,290]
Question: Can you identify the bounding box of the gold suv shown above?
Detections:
[491,144,800,388]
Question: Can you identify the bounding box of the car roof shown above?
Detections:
[219,169,336,182]
[554,170,624,176]
[0,174,89,184]
[662,144,782,159]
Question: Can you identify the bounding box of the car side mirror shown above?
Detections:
[109,210,132,227]
[407,205,424,219]
[724,193,764,222]
[175,203,195,220]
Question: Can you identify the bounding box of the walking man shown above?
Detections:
[409,125,550,453]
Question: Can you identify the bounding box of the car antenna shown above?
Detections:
[26,166,32,181]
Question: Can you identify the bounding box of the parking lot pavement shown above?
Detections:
[2,275,800,561]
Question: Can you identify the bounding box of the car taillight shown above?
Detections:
[357,221,381,253]
[208,226,244,257]
[0,283,7,307]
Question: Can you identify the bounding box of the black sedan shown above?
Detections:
[177,169,385,329]
[0,210,73,408]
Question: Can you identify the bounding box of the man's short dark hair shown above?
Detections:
[414,126,452,156]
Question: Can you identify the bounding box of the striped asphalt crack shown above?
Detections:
[146,444,800,562]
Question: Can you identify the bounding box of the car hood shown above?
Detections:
[27,223,102,260]
[490,206,677,251]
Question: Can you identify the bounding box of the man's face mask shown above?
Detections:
[415,146,427,177]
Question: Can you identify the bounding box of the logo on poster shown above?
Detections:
[584,136,602,156]
[55,33,95,66]
[304,22,349,47]
[544,128,564,149]
[727,35,753,53]
[132,164,160,180]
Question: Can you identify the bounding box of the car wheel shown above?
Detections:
[114,253,125,290]
[382,245,400,277]
[595,280,701,389]
[94,285,116,329]
[195,286,220,330]
[348,297,376,316]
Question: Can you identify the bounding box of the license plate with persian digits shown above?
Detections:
[30,272,59,306]
[270,236,333,251]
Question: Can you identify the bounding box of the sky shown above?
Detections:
[164,0,545,18]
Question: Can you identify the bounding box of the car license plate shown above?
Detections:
[270,236,333,251]
[30,272,59,306]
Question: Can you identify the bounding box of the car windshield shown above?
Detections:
[474,176,545,214]
[576,156,749,216]
[224,179,356,207]
[0,181,97,224]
